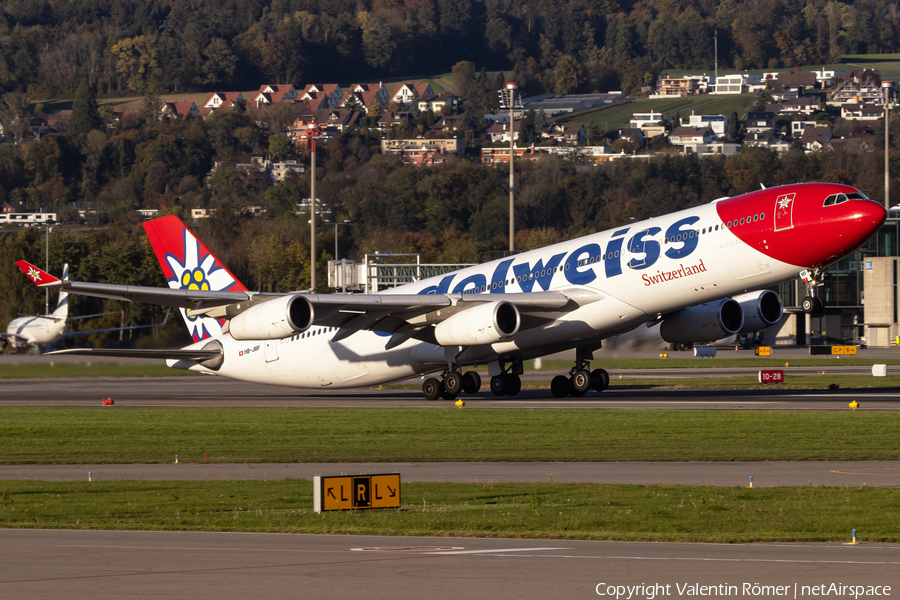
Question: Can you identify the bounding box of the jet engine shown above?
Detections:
[228,295,313,340]
[660,298,744,343]
[434,301,521,346]
[733,290,783,333]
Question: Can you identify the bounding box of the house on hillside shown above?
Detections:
[391,82,434,106]
[745,111,776,133]
[487,119,521,143]
[301,84,342,108]
[320,109,361,132]
[629,111,667,137]
[417,93,458,114]
[668,126,714,146]
[840,103,883,121]
[681,114,728,138]
[259,84,298,100]
[652,76,700,98]
[157,101,199,120]
[543,123,586,145]
[375,112,412,131]
[800,126,833,150]
[381,139,465,167]
[743,130,791,152]
[714,74,761,94]
[828,70,883,106]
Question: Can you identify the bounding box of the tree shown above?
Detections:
[0,92,31,144]
[68,78,101,135]
[555,55,584,94]
[268,134,291,161]
[111,36,159,92]
[199,38,237,86]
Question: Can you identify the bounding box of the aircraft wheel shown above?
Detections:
[422,378,443,401]
[506,374,521,396]
[550,375,570,398]
[441,388,458,400]
[462,371,482,394]
[444,371,463,396]
[801,296,824,314]
[570,369,591,394]
[591,368,609,392]
[490,375,508,396]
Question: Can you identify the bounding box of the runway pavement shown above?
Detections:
[1,529,896,600]
[2,461,899,487]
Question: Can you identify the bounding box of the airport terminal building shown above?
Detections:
[769,215,900,347]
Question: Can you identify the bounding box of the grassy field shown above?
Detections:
[0,362,197,378]
[557,94,756,129]
[1,408,897,464]
[0,480,893,542]
[2,356,897,379]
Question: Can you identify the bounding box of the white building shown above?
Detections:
[714,74,761,94]
[681,113,728,138]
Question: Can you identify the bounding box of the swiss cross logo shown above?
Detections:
[774,193,796,231]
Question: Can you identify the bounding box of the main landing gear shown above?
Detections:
[421,358,524,400]
[422,369,482,401]
[550,346,610,398]
[800,268,825,315]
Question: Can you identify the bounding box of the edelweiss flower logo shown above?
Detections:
[164,231,237,341]
[777,196,792,209]
[27,266,42,283]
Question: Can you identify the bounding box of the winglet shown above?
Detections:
[16,261,61,287]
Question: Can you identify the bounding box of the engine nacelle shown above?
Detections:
[733,290,783,333]
[660,298,744,343]
[434,301,520,346]
[228,295,313,340]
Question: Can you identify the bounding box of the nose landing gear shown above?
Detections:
[800,268,826,315]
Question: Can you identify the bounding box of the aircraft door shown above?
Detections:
[265,340,279,362]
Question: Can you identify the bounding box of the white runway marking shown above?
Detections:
[431,547,571,555]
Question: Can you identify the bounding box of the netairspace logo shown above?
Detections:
[595,582,892,599]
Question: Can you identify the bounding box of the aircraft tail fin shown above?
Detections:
[51,263,69,318]
[142,215,248,342]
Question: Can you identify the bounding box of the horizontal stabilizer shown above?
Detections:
[45,348,221,361]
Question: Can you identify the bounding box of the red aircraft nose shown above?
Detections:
[835,198,886,255]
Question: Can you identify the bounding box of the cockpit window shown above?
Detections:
[824,191,868,206]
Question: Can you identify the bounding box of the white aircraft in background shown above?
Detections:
[2,264,73,352]
[17,182,885,398]
[3,264,170,353]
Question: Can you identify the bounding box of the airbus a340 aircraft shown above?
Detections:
[17,182,885,399]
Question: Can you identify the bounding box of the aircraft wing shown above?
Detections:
[0,332,29,344]
[45,347,221,361]
[16,260,591,349]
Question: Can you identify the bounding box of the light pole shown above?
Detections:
[306,121,324,292]
[499,82,522,253]
[44,223,51,314]
[883,81,895,211]
[332,219,350,293]
[333,219,350,262]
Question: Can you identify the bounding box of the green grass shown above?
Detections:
[1,408,897,464]
[558,94,756,130]
[2,356,896,380]
[0,362,198,378]
[0,480,892,542]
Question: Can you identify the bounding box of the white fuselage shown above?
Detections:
[176,201,800,388]
[5,316,67,348]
